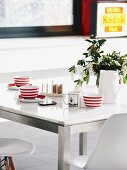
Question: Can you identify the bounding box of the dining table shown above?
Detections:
[0,77,127,170]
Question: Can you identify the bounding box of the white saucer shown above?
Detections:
[7,83,19,90]
[17,94,46,103]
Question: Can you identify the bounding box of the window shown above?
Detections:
[0,0,80,38]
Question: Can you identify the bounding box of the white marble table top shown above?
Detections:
[1,78,127,126]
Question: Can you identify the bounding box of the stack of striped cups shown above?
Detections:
[19,86,39,99]
[83,94,103,108]
[13,76,31,87]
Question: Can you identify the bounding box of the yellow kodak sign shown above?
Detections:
[102,7,126,32]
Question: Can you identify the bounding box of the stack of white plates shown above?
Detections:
[13,76,31,87]
[19,86,39,99]
[83,94,103,108]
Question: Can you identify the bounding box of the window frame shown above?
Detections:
[0,0,81,38]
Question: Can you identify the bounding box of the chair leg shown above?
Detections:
[4,157,10,170]
[8,157,16,170]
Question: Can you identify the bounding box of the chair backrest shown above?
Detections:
[85,113,127,170]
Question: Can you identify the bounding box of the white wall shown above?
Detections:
[0,36,85,82]
[0,36,127,82]
[0,36,85,72]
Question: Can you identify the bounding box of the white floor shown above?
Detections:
[0,119,98,170]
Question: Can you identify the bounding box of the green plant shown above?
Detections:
[68,39,127,86]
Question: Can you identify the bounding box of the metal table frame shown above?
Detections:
[0,108,105,170]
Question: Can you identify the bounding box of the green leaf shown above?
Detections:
[74,79,83,86]
[83,52,89,57]
[68,65,76,73]
[98,39,106,46]
[85,39,96,43]
[123,74,127,84]
[77,59,86,67]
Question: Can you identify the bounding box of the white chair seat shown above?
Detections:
[0,138,34,157]
[70,113,127,170]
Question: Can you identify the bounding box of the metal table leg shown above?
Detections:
[79,132,87,155]
[58,126,70,170]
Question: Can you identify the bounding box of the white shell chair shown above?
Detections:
[70,113,127,170]
[0,138,34,170]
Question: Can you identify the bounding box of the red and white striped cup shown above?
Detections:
[13,75,31,87]
[19,85,39,99]
[83,94,103,108]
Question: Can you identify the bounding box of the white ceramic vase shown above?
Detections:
[99,70,120,104]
